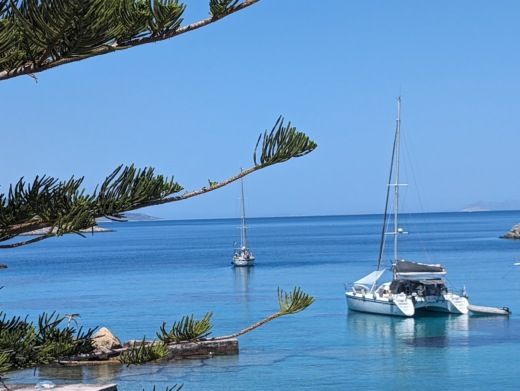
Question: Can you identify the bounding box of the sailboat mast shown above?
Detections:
[393,97,401,263]
[240,174,247,248]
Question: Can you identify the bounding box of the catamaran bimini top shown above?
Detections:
[393,260,446,280]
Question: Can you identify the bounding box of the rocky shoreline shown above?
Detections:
[501,223,520,239]
[60,327,238,365]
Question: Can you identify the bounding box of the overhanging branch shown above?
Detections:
[0,117,316,246]
[0,233,54,248]
[0,0,260,81]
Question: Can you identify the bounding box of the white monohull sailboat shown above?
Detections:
[232,175,255,267]
[345,98,469,317]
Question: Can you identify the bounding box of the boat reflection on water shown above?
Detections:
[233,265,254,300]
[347,311,514,349]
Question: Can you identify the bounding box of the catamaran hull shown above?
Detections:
[415,295,469,314]
[345,293,415,317]
[346,293,469,317]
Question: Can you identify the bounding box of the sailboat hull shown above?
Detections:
[345,292,415,317]
[232,256,255,267]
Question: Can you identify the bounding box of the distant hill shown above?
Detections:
[461,200,520,212]
[97,213,161,222]
[461,206,489,213]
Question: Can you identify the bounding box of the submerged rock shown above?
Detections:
[93,327,122,351]
[501,223,520,239]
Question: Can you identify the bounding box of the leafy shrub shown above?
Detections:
[0,311,96,372]
[119,337,167,365]
[157,312,213,344]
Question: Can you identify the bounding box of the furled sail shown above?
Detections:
[394,260,446,280]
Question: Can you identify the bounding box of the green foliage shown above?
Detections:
[0,311,96,372]
[0,117,315,249]
[0,0,188,73]
[94,165,182,219]
[36,312,96,357]
[119,337,167,365]
[277,286,314,315]
[0,0,259,78]
[0,164,183,245]
[0,352,10,374]
[157,312,213,344]
[147,0,185,36]
[209,0,239,17]
[0,314,36,369]
[254,116,317,167]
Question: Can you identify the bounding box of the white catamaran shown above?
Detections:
[345,98,469,317]
[232,175,255,267]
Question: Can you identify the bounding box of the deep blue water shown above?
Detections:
[2,211,520,390]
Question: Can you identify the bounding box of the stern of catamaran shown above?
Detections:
[390,260,469,314]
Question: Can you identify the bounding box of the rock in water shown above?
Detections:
[93,327,122,351]
[501,223,520,239]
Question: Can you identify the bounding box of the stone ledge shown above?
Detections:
[11,384,117,391]
[58,338,239,365]
[166,338,238,359]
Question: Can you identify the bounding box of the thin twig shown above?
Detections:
[212,312,283,340]
[0,234,54,248]
[0,376,10,391]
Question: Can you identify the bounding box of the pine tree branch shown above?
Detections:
[213,287,314,340]
[1,221,50,239]
[0,233,54,248]
[0,0,260,81]
[0,166,253,239]
[132,165,256,209]
[0,118,316,246]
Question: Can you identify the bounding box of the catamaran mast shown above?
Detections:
[240,174,247,248]
[393,97,401,263]
[376,97,402,271]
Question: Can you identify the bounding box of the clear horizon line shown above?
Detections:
[111,208,520,223]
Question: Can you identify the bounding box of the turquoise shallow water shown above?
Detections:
[2,211,520,390]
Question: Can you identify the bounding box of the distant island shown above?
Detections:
[462,200,520,212]
[461,206,489,213]
[22,225,113,236]
[97,212,162,222]
[21,213,161,236]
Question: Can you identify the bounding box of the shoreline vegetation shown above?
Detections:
[0,287,313,372]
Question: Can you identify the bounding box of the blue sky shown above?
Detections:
[2,0,520,219]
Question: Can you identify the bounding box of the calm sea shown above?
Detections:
[2,211,520,390]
